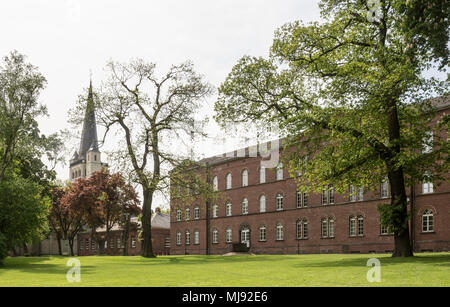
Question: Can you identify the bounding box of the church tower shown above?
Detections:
[69,80,106,180]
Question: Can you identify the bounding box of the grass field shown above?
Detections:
[1,253,449,286]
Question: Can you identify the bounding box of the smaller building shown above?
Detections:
[77,208,171,256]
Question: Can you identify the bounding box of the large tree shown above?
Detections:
[88,59,213,257]
[215,0,449,257]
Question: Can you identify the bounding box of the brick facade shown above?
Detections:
[170,105,450,255]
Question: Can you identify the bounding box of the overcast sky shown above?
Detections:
[0,0,322,185]
[1,1,445,207]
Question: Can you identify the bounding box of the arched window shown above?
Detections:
[259,166,266,184]
[194,206,200,219]
[226,173,232,190]
[276,193,283,211]
[176,232,181,245]
[276,163,283,180]
[328,218,335,238]
[259,195,266,213]
[357,216,364,236]
[242,169,248,187]
[212,204,218,218]
[213,176,218,191]
[276,223,284,240]
[185,230,190,245]
[242,198,248,215]
[259,225,266,241]
[212,228,218,244]
[321,218,328,238]
[422,209,434,232]
[226,228,232,243]
[226,202,232,216]
[349,216,356,237]
[176,209,181,221]
[194,230,200,245]
[422,172,434,194]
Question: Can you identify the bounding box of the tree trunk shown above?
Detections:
[141,189,155,258]
[56,234,62,256]
[68,239,75,256]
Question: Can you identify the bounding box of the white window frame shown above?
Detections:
[259,166,266,184]
[259,195,266,213]
[213,176,218,191]
[276,193,283,211]
[242,169,248,187]
[226,202,232,216]
[176,209,181,221]
[242,198,248,215]
[226,228,232,243]
[422,209,434,233]
[276,224,284,241]
[212,204,218,218]
[194,230,200,245]
[194,206,200,219]
[276,163,284,181]
[226,173,232,190]
[176,232,181,245]
[259,226,266,241]
[212,228,218,244]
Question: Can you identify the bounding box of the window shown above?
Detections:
[110,238,114,249]
[328,185,334,204]
[259,195,266,213]
[212,204,218,218]
[226,202,232,216]
[165,237,171,248]
[194,230,200,245]
[322,186,328,205]
[176,209,181,221]
[422,131,433,153]
[91,240,96,250]
[194,206,200,219]
[381,179,389,198]
[297,220,308,239]
[185,208,190,221]
[328,219,335,238]
[85,238,89,250]
[242,198,248,215]
[302,191,308,207]
[276,223,284,240]
[226,228,232,243]
[259,166,266,184]
[276,193,283,211]
[117,237,121,249]
[226,173,232,189]
[422,209,434,232]
[176,232,181,245]
[321,219,328,238]
[276,163,283,180]
[185,230,190,245]
[80,239,84,250]
[242,169,248,187]
[380,221,393,235]
[422,172,434,194]
[349,216,356,237]
[212,228,218,244]
[213,176,218,191]
[349,185,356,202]
[296,191,302,208]
[357,216,364,236]
[259,226,266,241]
[357,187,364,201]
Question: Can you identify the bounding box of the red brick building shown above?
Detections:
[78,208,170,256]
[170,99,449,255]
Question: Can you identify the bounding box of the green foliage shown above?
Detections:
[0,232,7,266]
[0,175,50,253]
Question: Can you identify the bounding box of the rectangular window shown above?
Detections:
[117,238,121,249]
[176,233,181,246]
[321,220,328,238]
[296,191,302,208]
[110,238,114,249]
[322,186,328,205]
[194,231,199,245]
[131,237,136,248]
[349,185,356,202]
[260,167,266,184]
[381,180,389,198]
[165,237,171,248]
[357,218,364,236]
[357,187,364,201]
[226,229,232,243]
[329,220,335,238]
[259,227,266,241]
[303,222,308,239]
[349,218,356,237]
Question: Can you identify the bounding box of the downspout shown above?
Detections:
[205,162,211,255]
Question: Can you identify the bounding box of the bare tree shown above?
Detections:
[96,59,213,257]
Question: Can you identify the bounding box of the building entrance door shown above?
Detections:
[241,229,250,248]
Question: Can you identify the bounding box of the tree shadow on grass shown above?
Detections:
[291,253,450,269]
[0,256,96,276]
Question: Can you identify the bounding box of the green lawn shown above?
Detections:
[1,253,449,286]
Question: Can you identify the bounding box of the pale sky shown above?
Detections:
[1,1,445,208]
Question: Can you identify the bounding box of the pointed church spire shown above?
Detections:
[78,80,99,160]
